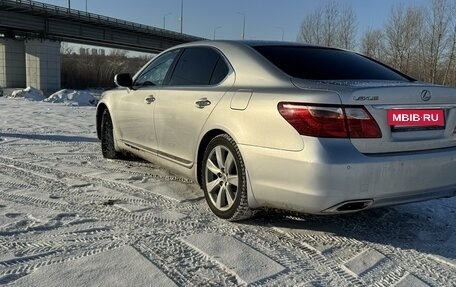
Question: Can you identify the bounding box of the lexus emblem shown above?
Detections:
[421,90,431,101]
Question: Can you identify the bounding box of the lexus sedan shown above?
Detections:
[96,40,456,221]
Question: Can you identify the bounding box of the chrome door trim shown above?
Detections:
[121,139,193,167]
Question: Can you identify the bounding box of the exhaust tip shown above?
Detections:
[323,199,374,213]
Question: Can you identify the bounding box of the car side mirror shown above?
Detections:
[114,73,133,88]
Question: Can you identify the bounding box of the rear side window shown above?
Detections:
[169,47,226,86]
[253,46,411,81]
[210,57,229,85]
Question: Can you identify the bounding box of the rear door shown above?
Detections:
[154,46,233,167]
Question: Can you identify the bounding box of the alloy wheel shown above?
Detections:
[205,145,239,211]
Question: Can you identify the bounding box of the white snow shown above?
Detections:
[44,89,98,106]
[184,233,285,284]
[344,249,386,276]
[8,87,46,101]
[0,97,455,286]
[5,87,99,106]
[12,246,178,287]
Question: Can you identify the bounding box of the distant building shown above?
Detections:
[78,47,106,56]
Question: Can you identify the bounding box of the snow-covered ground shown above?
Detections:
[0,97,455,286]
[5,87,99,106]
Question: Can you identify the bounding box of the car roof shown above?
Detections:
[159,40,350,87]
[175,40,342,51]
[240,40,326,48]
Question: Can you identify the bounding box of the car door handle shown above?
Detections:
[195,98,211,109]
[144,95,155,104]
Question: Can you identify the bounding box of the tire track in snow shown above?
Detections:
[280,226,456,287]
[136,238,241,287]
[0,242,126,279]
[260,227,365,287]
[0,182,323,285]
[0,156,183,205]
[0,143,455,286]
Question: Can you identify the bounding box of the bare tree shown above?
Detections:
[361,28,386,60]
[337,4,357,50]
[296,0,456,86]
[297,7,324,45]
[61,52,149,89]
[109,49,129,58]
[419,0,454,83]
[443,24,456,86]
[384,4,424,75]
[60,42,74,55]
[322,1,339,47]
[297,2,357,49]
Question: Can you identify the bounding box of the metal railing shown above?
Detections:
[0,0,202,41]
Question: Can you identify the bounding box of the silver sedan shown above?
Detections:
[96,40,456,221]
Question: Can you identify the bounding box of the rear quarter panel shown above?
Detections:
[201,87,342,152]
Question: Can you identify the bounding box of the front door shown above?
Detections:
[115,49,180,152]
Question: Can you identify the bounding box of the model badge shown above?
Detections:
[353,95,379,101]
[421,90,431,101]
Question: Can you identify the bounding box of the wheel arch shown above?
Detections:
[195,128,260,213]
[196,129,228,188]
[96,103,108,140]
[197,130,259,220]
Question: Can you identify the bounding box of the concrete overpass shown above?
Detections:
[0,0,203,92]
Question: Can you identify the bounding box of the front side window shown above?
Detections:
[168,47,226,86]
[134,49,179,87]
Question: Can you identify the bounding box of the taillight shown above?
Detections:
[345,108,382,138]
[278,103,347,137]
[278,103,381,138]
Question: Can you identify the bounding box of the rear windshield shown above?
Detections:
[252,46,411,81]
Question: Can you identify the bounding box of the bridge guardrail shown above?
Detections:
[0,0,202,41]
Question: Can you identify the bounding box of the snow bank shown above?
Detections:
[9,87,46,101]
[85,88,104,100]
[44,89,97,106]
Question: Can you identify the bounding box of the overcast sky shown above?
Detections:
[38,0,431,42]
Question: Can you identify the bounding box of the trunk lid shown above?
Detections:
[292,79,456,153]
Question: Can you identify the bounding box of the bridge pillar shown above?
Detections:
[25,39,61,92]
[0,38,26,88]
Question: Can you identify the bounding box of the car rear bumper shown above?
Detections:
[239,138,456,214]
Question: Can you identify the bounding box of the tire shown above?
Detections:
[201,134,253,221]
[101,109,121,159]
